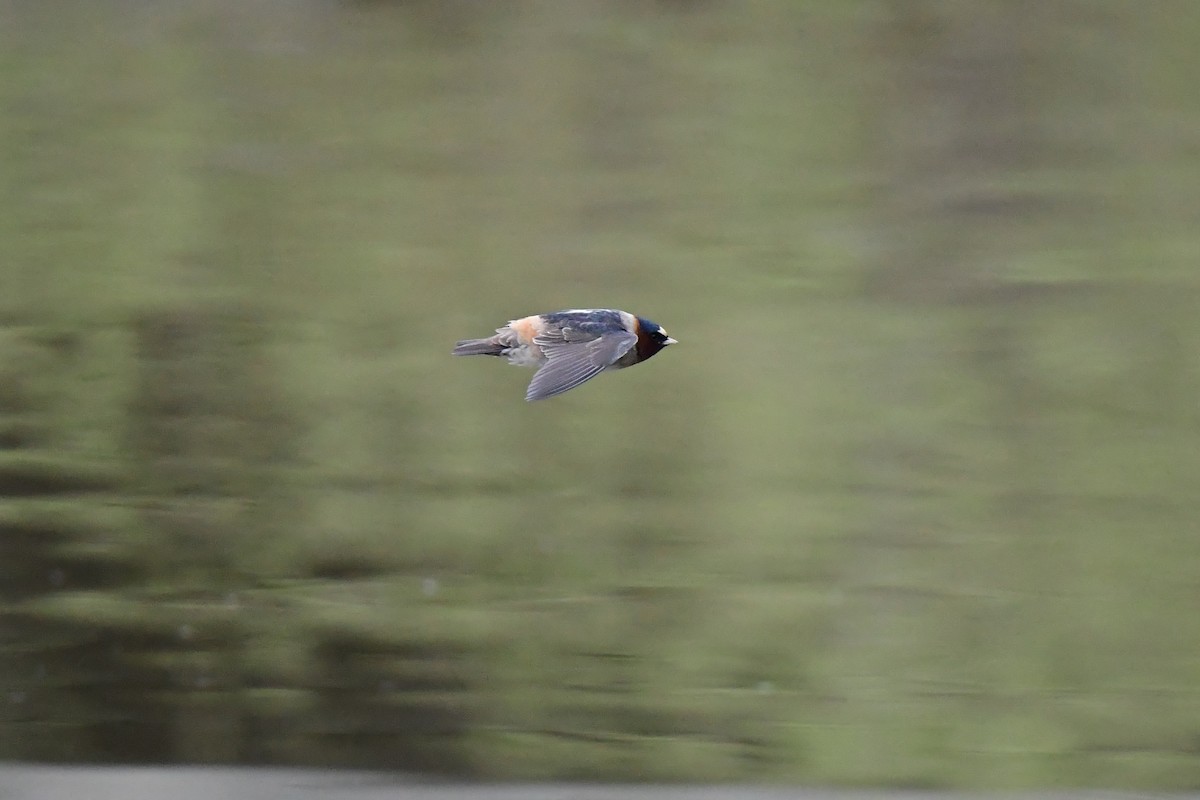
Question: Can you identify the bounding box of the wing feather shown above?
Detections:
[524,330,637,401]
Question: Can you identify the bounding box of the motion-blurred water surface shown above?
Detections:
[0,765,1178,800]
[2,0,1199,789]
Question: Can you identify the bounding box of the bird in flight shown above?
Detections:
[453,308,676,401]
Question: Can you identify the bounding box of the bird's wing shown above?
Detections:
[525,329,637,401]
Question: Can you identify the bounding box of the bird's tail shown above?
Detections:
[452,337,505,356]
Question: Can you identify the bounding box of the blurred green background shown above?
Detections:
[2,0,1200,789]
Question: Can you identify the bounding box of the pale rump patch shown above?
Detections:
[509,315,542,346]
[497,315,546,367]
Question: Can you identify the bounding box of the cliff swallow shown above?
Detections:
[453,308,675,400]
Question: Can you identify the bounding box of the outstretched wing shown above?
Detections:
[525,329,637,401]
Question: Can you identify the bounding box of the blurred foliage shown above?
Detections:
[2,0,1200,789]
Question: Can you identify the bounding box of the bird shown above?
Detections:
[453,308,676,401]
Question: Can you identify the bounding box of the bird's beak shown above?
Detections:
[664,337,678,345]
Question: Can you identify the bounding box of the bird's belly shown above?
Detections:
[503,344,545,368]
